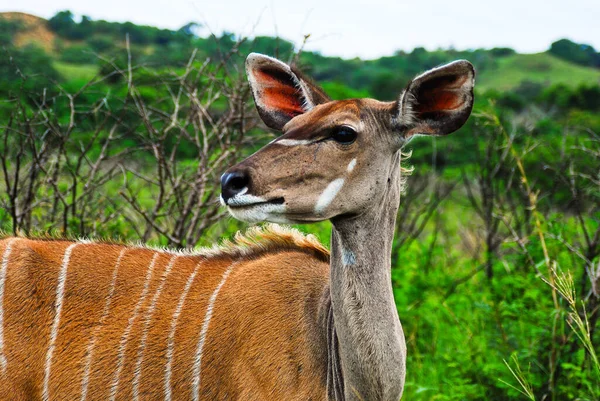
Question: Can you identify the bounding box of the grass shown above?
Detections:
[477,53,600,91]
[53,61,99,81]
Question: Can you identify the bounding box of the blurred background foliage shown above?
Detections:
[0,10,599,400]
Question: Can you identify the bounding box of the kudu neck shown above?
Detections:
[326,151,406,400]
[331,150,402,268]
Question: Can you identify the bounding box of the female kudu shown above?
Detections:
[0,53,474,400]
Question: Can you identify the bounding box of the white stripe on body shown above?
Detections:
[80,248,127,401]
[191,262,238,401]
[131,255,178,401]
[0,238,17,374]
[42,243,79,401]
[164,259,204,401]
[109,252,159,401]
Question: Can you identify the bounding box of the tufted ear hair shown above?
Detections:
[395,60,475,138]
[245,53,330,130]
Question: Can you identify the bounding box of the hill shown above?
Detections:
[1,10,599,97]
[1,12,56,52]
[477,52,600,91]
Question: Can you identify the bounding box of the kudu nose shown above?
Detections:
[221,170,250,203]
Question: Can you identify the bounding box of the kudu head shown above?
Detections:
[221,53,474,223]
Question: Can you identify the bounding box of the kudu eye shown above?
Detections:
[331,126,357,145]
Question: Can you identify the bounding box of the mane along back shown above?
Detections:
[194,224,330,262]
[1,224,330,263]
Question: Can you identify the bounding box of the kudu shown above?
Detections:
[0,53,474,400]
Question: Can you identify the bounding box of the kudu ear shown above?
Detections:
[396,60,475,138]
[246,53,330,130]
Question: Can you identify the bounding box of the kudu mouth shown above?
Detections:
[219,170,281,205]
[225,195,285,210]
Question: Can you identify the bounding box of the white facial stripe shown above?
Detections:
[315,178,345,214]
[347,159,357,173]
[273,139,315,147]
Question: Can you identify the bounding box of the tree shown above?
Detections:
[549,38,600,68]
[48,10,77,37]
[179,22,201,37]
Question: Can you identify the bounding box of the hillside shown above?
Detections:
[1,10,600,95]
[1,12,56,52]
[477,52,600,91]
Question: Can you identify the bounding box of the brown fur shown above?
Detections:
[0,227,331,400]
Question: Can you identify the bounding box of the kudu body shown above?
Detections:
[0,53,474,400]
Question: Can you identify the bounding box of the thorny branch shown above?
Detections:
[0,42,256,247]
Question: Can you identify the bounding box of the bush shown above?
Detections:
[540,83,600,111]
[490,47,516,57]
[0,44,59,100]
[59,45,96,64]
[88,35,115,53]
[549,38,600,68]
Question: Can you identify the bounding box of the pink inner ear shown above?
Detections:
[417,90,465,113]
[262,87,304,117]
[415,74,469,114]
[255,69,305,117]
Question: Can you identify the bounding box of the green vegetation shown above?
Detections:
[0,10,599,400]
[477,52,600,91]
[53,61,98,81]
[549,38,600,68]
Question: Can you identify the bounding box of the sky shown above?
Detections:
[2,0,599,60]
